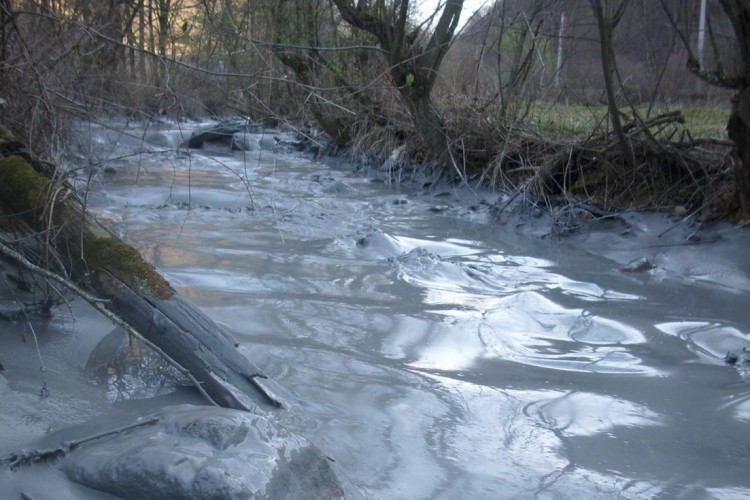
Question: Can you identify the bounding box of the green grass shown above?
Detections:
[525,103,730,141]
[527,104,607,138]
[680,107,731,139]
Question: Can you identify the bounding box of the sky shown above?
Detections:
[416,0,492,30]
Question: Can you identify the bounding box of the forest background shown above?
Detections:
[1,0,749,221]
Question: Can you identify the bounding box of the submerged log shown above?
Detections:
[0,154,287,411]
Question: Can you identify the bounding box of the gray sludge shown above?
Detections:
[59,405,344,499]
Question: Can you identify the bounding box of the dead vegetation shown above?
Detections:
[393,96,734,223]
[0,0,744,224]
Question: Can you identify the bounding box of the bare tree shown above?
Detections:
[661,0,750,218]
[493,0,556,119]
[269,0,359,145]
[330,0,464,160]
[591,0,635,170]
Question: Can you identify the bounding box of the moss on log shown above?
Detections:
[83,238,174,300]
[0,156,170,299]
[0,155,49,217]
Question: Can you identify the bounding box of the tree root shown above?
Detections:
[0,416,160,469]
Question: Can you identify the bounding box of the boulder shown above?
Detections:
[60,405,344,500]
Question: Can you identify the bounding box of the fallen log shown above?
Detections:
[0,153,288,411]
[181,121,243,149]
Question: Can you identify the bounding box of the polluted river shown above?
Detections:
[2,119,750,499]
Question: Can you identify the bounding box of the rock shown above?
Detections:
[725,350,742,365]
[61,405,344,500]
[725,347,750,367]
[231,133,281,151]
[230,133,258,151]
[390,246,441,267]
[323,180,356,195]
[354,228,404,257]
[145,132,172,148]
[725,348,750,381]
[620,257,655,273]
[672,205,688,217]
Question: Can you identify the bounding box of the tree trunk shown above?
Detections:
[138,0,147,84]
[660,0,750,218]
[330,0,463,161]
[404,94,449,158]
[591,0,635,171]
[728,86,750,219]
[0,154,288,411]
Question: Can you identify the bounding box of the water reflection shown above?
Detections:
[264,346,636,498]
[527,391,663,436]
[86,329,187,402]
[655,321,750,363]
[718,391,750,422]
[388,241,655,374]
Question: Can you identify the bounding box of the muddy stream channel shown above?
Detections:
[3,120,750,499]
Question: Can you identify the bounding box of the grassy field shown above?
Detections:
[526,103,730,141]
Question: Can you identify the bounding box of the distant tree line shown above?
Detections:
[1,0,750,216]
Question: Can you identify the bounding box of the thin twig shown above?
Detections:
[1,416,161,469]
[0,272,49,397]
